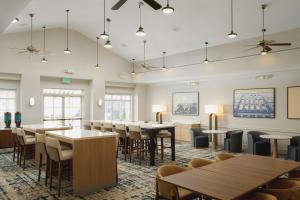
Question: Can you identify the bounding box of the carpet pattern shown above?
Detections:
[0,142,221,200]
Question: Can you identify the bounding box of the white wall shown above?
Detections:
[0,28,132,124]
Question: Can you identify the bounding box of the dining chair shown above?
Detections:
[128,124,149,165]
[35,133,49,185]
[103,122,113,132]
[188,158,214,168]
[16,128,35,169]
[156,165,199,200]
[45,137,73,197]
[11,127,20,163]
[240,192,278,200]
[115,123,129,160]
[215,153,235,161]
[157,130,172,160]
[262,178,300,200]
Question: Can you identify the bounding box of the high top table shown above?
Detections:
[260,134,292,158]
[46,129,117,195]
[160,155,300,200]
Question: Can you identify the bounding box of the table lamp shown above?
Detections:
[205,104,221,130]
[152,105,166,124]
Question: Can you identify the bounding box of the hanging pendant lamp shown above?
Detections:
[64,10,71,54]
[228,0,237,38]
[162,0,175,15]
[41,26,48,63]
[136,1,146,37]
[131,59,136,75]
[95,37,100,68]
[162,51,168,70]
[104,18,112,48]
[100,0,109,39]
[204,42,209,64]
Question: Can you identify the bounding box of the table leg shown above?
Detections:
[273,139,278,158]
[212,134,218,151]
[148,130,157,166]
[169,127,175,161]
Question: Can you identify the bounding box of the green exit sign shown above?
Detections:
[62,77,72,84]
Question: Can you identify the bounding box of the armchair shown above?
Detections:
[247,131,271,156]
[287,136,300,161]
[224,130,243,153]
[190,128,209,148]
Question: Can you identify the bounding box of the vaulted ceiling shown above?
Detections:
[2,0,300,61]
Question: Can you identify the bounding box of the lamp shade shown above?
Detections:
[152,105,166,113]
[205,104,219,114]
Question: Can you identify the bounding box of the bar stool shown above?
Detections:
[115,123,129,160]
[11,127,20,163]
[128,125,149,165]
[45,137,73,197]
[91,121,102,131]
[16,128,35,169]
[157,130,172,160]
[103,122,113,132]
[82,121,92,130]
[35,133,49,185]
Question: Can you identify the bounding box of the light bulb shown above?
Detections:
[136,27,146,37]
[162,5,174,14]
[261,50,267,55]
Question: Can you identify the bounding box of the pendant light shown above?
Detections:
[100,0,109,39]
[12,18,19,24]
[228,0,237,38]
[41,26,48,63]
[204,42,209,64]
[261,5,267,56]
[131,59,136,75]
[64,10,71,54]
[95,37,100,68]
[136,1,146,37]
[162,0,175,15]
[162,51,168,70]
[104,18,112,48]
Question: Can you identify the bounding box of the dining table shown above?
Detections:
[160,155,300,200]
[260,134,292,158]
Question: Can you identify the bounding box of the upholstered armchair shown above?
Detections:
[224,130,243,153]
[190,128,209,148]
[247,131,271,156]
[287,136,300,161]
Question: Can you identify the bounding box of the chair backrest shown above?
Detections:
[265,179,300,200]
[91,122,102,130]
[16,128,26,145]
[291,136,300,146]
[103,122,113,132]
[188,158,214,168]
[216,153,235,161]
[45,137,62,161]
[226,130,243,138]
[157,165,188,199]
[36,133,47,155]
[242,192,278,200]
[11,127,17,134]
[83,122,92,130]
[128,125,142,140]
[115,123,127,138]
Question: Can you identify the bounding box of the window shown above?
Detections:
[43,89,83,127]
[105,94,132,121]
[0,89,16,123]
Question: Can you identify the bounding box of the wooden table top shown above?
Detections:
[160,155,300,200]
[22,123,71,132]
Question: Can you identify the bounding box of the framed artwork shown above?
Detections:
[172,92,199,116]
[233,88,275,118]
[287,86,300,119]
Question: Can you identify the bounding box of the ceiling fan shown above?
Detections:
[111,0,162,10]
[10,13,40,54]
[245,4,291,55]
[140,40,159,70]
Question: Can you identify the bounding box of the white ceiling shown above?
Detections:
[3,0,300,61]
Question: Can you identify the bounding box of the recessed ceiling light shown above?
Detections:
[11,18,19,24]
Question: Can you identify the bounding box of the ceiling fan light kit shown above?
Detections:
[162,0,174,14]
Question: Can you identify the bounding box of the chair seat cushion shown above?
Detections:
[61,144,71,150]
[61,149,73,160]
[25,137,36,145]
[194,136,209,148]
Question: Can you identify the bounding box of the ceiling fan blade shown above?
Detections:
[16,51,28,54]
[244,46,260,52]
[269,43,291,46]
[264,46,272,52]
[141,64,150,70]
[143,0,162,10]
[9,47,27,51]
[111,0,127,10]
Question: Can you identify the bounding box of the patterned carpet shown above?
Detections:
[0,142,222,200]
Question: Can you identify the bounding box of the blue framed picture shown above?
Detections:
[233,88,275,118]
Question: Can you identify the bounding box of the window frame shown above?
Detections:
[104,93,133,121]
[0,89,17,122]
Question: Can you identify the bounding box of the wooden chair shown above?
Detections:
[115,123,129,160]
[128,124,149,165]
[16,128,35,169]
[11,127,20,163]
[103,122,113,132]
[36,133,49,185]
[240,192,278,200]
[263,178,300,200]
[188,158,214,168]
[156,165,199,200]
[157,130,172,160]
[45,137,73,197]
[216,153,235,161]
